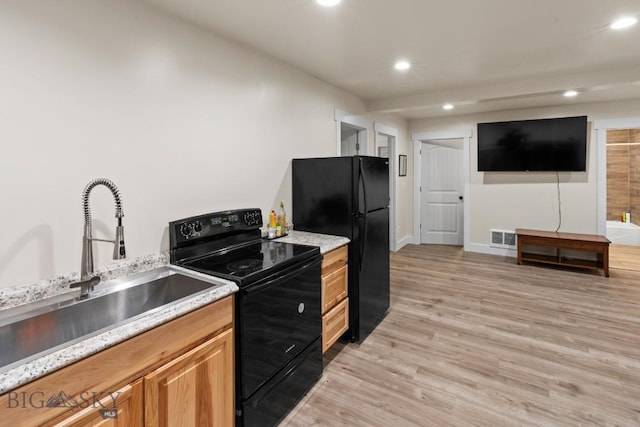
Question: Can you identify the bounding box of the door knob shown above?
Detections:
[459,196,464,200]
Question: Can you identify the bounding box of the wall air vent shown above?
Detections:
[490,229,517,249]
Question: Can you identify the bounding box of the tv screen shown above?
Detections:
[477,116,587,172]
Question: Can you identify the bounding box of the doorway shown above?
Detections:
[605,128,640,241]
[595,118,640,271]
[375,133,390,158]
[335,109,370,157]
[605,128,640,270]
[334,110,399,252]
[341,123,365,156]
[412,130,471,249]
[374,122,398,251]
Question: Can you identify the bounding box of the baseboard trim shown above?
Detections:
[465,243,517,258]
[396,235,414,250]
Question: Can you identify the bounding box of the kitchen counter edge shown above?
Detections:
[274,230,350,254]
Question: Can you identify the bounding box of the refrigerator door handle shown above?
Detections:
[358,158,368,271]
[360,158,368,215]
[360,213,368,272]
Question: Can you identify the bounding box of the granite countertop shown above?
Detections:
[0,258,238,394]
[275,230,350,254]
[0,232,347,393]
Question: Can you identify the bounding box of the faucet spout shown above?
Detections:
[80,223,94,281]
[76,178,126,295]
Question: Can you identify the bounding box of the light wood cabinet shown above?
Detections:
[322,298,349,353]
[1,296,234,427]
[321,245,349,353]
[322,264,348,314]
[49,380,143,427]
[144,328,234,427]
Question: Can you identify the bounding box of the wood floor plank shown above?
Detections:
[280,244,640,427]
[610,244,640,272]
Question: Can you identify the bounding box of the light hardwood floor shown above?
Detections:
[610,244,640,272]
[281,244,640,427]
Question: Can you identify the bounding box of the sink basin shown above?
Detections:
[0,266,226,373]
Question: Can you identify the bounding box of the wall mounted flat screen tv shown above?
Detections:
[477,116,587,172]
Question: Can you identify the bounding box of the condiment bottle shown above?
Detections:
[269,210,277,228]
[278,201,287,234]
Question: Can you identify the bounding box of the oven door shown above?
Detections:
[238,255,321,399]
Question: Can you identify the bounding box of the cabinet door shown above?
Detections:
[50,380,143,427]
[144,328,234,427]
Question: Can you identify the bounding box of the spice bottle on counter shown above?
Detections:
[269,210,277,228]
[278,201,287,235]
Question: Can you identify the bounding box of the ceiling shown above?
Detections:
[144,0,640,119]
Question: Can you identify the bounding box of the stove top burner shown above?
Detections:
[177,239,320,285]
[227,259,262,274]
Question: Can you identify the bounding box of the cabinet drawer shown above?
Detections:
[321,265,347,314]
[321,245,348,276]
[322,298,349,353]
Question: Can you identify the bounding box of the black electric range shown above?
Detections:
[180,239,319,283]
[169,209,323,427]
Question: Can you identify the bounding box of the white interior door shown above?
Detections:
[420,140,464,245]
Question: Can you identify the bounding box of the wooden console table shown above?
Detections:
[515,229,611,277]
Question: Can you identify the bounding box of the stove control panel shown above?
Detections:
[169,208,263,247]
[243,210,262,226]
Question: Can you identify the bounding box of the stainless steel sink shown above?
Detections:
[0,266,226,373]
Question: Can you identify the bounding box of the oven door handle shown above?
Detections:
[241,257,321,296]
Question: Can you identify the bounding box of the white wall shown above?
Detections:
[409,99,640,250]
[0,0,368,289]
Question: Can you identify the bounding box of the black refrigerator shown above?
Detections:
[292,156,390,343]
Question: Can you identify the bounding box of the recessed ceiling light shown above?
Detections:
[443,104,454,110]
[394,60,411,71]
[564,90,579,97]
[316,0,341,6]
[610,16,637,30]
